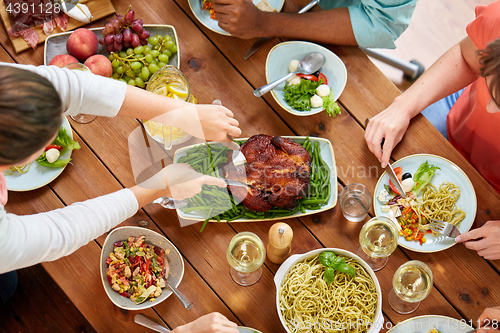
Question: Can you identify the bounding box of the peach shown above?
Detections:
[84,54,113,77]
[66,28,98,62]
[48,54,79,68]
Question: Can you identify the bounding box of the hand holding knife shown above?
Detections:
[243,0,320,59]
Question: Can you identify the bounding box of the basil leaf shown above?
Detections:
[319,251,336,267]
[336,263,356,278]
[331,256,346,269]
[324,267,336,285]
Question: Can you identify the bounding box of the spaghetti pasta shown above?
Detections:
[279,254,378,333]
[4,164,31,176]
[420,182,466,227]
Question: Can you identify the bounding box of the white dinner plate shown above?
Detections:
[387,315,473,333]
[238,327,263,333]
[188,0,285,36]
[373,154,477,253]
[174,136,337,222]
[5,117,73,191]
[265,41,347,116]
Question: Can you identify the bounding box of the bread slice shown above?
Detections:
[255,0,277,12]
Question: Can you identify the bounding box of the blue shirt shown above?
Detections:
[319,0,417,48]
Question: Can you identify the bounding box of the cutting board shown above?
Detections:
[0,0,115,53]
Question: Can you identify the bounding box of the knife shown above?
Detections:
[385,162,406,198]
[243,0,320,59]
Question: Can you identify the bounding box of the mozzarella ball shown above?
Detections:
[401,178,415,193]
[316,84,330,97]
[288,59,299,73]
[310,94,323,108]
[46,148,60,164]
[286,74,302,85]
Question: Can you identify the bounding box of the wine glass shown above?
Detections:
[63,63,97,124]
[226,232,266,286]
[388,260,433,314]
[357,216,398,271]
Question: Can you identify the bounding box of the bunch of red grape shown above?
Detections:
[99,6,150,53]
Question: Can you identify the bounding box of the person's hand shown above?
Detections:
[173,312,239,333]
[476,306,500,332]
[212,0,266,39]
[138,163,227,201]
[163,104,241,143]
[456,220,500,260]
[364,98,412,168]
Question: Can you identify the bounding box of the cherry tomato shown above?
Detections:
[296,73,318,82]
[318,73,328,85]
[45,144,62,151]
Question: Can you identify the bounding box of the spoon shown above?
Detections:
[253,52,325,97]
[163,254,193,310]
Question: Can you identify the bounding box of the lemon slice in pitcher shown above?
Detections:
[152,84,169,97]
[167,83,188,100]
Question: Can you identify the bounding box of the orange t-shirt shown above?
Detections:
[447,0,500,194]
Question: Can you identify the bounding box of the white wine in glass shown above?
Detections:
[357,216,398,271]
[63,63,97,124]
[388,260,433,314]
[226,232,266,286]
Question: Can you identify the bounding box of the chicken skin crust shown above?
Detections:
[227,135,311,211]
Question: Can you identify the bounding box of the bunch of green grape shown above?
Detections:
[108,34,178,87]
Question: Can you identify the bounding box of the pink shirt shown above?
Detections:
[0,174,7,206]
[447,1,500,194]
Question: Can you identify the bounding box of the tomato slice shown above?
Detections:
[393,167,403,181]
[45,144,62,151]
[389,179,400,195]
[318,73,328,85]
[296,73,319,82]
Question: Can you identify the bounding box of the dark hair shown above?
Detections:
[479,38,500,105]
[0,66,62,165]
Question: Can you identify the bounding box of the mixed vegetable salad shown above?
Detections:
[377,161,441,245]
[283,59,341,116]
[106,236,170,304]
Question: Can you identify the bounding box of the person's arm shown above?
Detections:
[212,0,416,48]
[0,63,241,143]
[455,220,500,260]
[476,306,500,333]
[171,313,239,333]
[0,164,227,274]
[364,37,480,167]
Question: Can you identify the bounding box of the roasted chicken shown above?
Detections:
[226,135,311,211]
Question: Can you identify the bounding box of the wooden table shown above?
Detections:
[1,1,500,332]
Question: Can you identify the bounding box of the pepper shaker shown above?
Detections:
[267,222,293,264]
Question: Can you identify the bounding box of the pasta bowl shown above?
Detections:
[274,248,383,333]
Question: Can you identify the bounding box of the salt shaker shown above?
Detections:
[267,222,293,264]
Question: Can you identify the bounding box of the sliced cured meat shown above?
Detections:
[8,22,30,36]
[19,28,39,49]
[55,13,69,31]
[43,20,55,35]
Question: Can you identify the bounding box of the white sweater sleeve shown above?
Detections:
[0,62,127,117]
[0,189,139,274]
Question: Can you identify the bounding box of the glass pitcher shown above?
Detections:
[144,65,196,150]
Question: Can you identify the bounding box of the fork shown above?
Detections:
[428,219,461,238]
[149,196,188,209]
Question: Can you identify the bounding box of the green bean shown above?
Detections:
[227,214,244,222]
[300,199,327,205]
[199,219,209,232]
[182,205,213,213]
